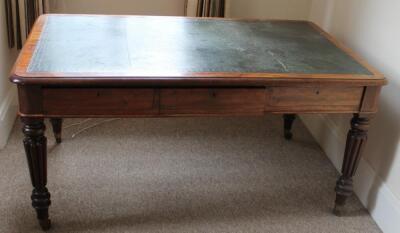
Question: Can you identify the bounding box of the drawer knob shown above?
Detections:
[209,90,217,98]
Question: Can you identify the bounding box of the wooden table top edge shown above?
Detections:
[9,14,387,87]
[10,74,386,87]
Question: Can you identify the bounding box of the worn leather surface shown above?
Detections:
[28,15,371,75]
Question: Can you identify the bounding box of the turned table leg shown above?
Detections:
[50,118,63,143]
[22,118,52,231]
[334,114,370,215]
[283,114,296,140]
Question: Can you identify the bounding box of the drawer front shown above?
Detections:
[266,86,364,112]
[41,86,363,116]
[160,88,266,115]
[43,88,157,116]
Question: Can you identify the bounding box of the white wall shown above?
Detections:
[0,2,18,149]
[305,0,400,232]
[48,0,186,16]
[228,0,311,20]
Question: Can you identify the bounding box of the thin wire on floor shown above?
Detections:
[63,118,121,139]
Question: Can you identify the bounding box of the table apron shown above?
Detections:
[17,85,380,117]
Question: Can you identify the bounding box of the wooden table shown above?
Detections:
[10,14,386,230]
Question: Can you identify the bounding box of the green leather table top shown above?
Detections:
[27,15,372,76]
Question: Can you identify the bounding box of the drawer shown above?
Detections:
[266,86,364,112]
[160,88,266,115]
[43,88,157,116]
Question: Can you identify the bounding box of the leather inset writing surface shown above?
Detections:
[28,15,371,76]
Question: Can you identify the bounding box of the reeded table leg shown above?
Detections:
[334,114,370,216]
[50,118,63,143]
[22,118,52,231]
[283,114,296,140]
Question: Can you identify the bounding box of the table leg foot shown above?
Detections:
[39,218,51,231]
[333,189,349,216]
[32,188,51,230]
[283,114,296,140]
[333,204,344,216]
[50,118,63,143]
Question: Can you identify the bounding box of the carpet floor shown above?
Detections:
[0,115,381,233]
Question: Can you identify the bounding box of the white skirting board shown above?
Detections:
[0,88,17,149]
[301,114,400,233]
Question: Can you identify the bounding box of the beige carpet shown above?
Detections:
[0,115,381,233]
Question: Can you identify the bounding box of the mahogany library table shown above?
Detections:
[10,14,386,230]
